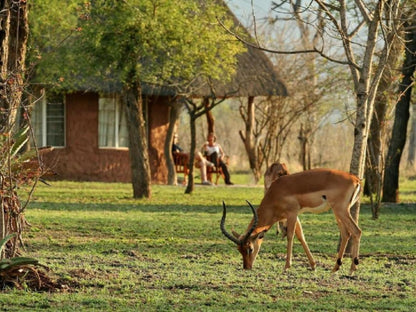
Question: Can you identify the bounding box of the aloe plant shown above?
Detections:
[0,233,39,289]
[0,119,46,290]
[0,234,38,269]
[1,125,42,259]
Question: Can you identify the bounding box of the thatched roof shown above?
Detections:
[142,42,287,98]
[205,44,287,97]
[73,2,287,98]
[143,4,287,98]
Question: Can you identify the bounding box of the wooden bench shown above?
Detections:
[206,154,226,185]
[173,152,189,184]
[173,152,228,185]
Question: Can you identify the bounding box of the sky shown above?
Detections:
[225,0,274,26]
[224,0,301,53]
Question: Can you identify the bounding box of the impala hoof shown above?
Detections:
[332,263,340,273]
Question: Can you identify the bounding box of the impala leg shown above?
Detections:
[276,221,287,239]
[294,217,316,270]
[333,214,351,272]
[284,216,297,271]
[345,215,362,274]
[333,212,362,274]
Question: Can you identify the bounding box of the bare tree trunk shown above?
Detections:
[407,103,416,167]
[124,83,151,199]
[365,90,389,218]
[343,1,389,253]
[0,0,29,257]
[185,110,196,194]
[0,2,11,127]
[365,32,402,217]
[1,0,12,248]
[307,136,312,170]
[0,0,28,133]
[165,100,181,185]
[365,89,387,196]
[239,96,261,182]
[298,124,308,170]
[343,93,370,253]
[204,97,215,134]
[383,22,416,202]
[349,16,381,180]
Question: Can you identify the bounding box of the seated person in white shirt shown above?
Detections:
[172,134,213,185]
[201,132,233,185]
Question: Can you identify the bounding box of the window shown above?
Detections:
[98,94,128,148]
[31,92,65,147]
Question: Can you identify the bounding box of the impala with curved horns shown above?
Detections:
[221,168,362,274]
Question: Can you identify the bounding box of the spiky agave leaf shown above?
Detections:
[10,126,29,158]
[0,257,39,271]
[0,234,16,255]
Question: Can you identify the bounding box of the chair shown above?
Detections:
[173,152,189,184]
[205,154,226,185]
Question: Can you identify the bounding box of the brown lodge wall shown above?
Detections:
[42,92,170,184]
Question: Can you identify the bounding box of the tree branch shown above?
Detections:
[354,0,373,23]
[217,17,359,68]
[315,0,361,81]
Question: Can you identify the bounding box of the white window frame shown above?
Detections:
[98,94,128,149]
[32,92,66,148]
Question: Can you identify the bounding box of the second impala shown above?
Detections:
[221,168,362,274]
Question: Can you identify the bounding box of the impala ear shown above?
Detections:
[252,230,267,240]
[232,229,240,238]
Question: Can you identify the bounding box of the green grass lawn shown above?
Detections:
[1,178,416,311]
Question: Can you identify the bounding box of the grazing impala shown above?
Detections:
[221,168,362,274]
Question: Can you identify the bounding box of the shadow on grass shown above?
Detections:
[363,203,416,215]
[29,201,259,214]
[31,201,416,217]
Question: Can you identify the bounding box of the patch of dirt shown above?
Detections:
[1,265,78,292]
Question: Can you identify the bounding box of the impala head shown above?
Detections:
[220,201,266,269]
[264,161,289,193]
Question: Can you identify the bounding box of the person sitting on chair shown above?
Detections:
[201,132,233,185]
[172,134,213,185]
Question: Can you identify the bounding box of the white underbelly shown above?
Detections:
[299,201,331,214]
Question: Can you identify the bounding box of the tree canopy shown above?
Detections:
[29,0,246,91]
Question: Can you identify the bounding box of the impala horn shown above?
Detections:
[220,201,258,246]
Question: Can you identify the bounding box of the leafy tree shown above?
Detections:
[29,0,244,198]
